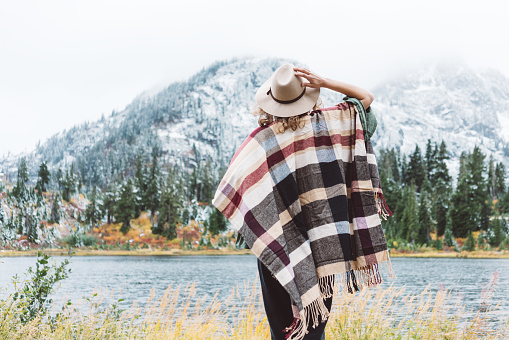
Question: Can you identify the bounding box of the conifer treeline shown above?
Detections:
[2,138,509,250]
[0,159,57,243]
[78,145,227,238]
[380,139,509,249]
[0,145,227,245]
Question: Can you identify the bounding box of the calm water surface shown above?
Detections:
[1,255,508,321]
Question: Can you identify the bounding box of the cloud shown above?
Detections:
[0,0,507,155]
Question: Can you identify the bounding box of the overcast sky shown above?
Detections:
[1,0,508,156]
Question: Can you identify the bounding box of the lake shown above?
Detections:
[1,255,508,323]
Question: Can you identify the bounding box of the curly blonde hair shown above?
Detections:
[252,98,323,134]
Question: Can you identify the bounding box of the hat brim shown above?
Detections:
[255,76,320,118]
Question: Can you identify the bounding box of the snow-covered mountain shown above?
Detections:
[372,61,509,173]
[1,58,509,185]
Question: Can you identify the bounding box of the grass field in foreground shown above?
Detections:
[1,280,508,339]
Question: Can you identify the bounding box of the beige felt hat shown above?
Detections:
[255,63,320,117]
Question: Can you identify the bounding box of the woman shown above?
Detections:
[213,64,393,340]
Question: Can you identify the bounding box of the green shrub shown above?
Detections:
[80,234,97,246]
[10,251,71,324]
[444,226,455,247]
[462,231,476,251]
[61,233,97,247]
[432,238,443,250]
[477,231,487,249]
[500,236,509,250]
[488,217,507,247]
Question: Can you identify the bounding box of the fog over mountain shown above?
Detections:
[372,61,509,174]
[2,58,509,187]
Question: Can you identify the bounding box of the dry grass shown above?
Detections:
[1,281,508,339]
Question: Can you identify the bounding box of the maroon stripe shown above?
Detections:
[314,135,333,148]
[220,161,269,218]
[320,102,354,112]
[267,149,285,168]
[266,133,361,170]
[221,190,242,219]
[267,239,290,266]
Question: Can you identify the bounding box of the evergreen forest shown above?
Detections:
[1,139,509,252]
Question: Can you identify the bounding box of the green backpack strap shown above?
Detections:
[342,96,377,141]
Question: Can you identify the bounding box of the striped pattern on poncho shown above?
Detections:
[212,102,395,340]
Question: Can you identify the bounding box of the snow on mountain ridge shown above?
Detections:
[371,61,509,168]
[1,58,508,185]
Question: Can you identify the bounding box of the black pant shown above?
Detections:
[257,259,333,340]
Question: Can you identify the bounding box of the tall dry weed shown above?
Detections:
[1,278,508,339]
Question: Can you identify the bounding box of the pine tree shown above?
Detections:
[487,155,496,198]
[155,169,183,239]
[0,205,4,226]
[477,231,487,250]
[200,161,214,203]
[400,183,419,242]
[84,185,103,236]
[62,165,77,202]
[379,148,401,182]
[50,193,60,224]
[488,215,507,247]
[115,179,135,235]
[433,141,452,236]
[424,139,437,185]
[12,158,29,202]
[189,166,199,201]
[443,226,454,247]
[406,145,425,191]
[36,161,51,194]
[145,149,160,226]
[208,207,227,235]
[134,155,147,215]
[450,147,488,237]
[449,173,474,237]
[56,168,64,192]
[100,184,117,225]
[463,231,476,251]
[479,195,492,232]
[470,147,489,231]
[495,162,506,198]
[417,177,433,245]
[400,155,408,185]
[77,176,83,194]
[17,157,29,183]
[24,206,37,243]
[62,171,70,201]
[378,164,403,241]
[432,141,452,185]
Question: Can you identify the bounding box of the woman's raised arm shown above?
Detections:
[293,67,374,110]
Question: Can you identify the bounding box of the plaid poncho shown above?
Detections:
[212,102,395,339]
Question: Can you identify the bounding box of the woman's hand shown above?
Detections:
[294,66,374,109]
[293,67,327,88]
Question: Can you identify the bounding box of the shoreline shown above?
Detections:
[0,248,252,257]
[1,248,508,258]
[389,250,509,259]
